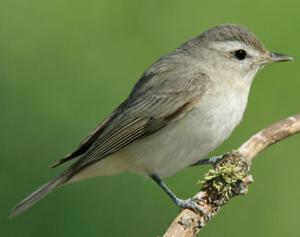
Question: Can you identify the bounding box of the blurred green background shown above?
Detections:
[1,0,299,236]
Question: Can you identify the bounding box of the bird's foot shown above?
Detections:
[175,197,208,219]
[191,155,223,166]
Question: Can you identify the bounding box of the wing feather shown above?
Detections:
[69,94,204,173]
[52,56,210,178]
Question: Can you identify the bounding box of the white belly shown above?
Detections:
[125,90,248,177]
[71,88,249,182]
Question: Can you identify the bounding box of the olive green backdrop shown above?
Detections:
[1,0,299,236]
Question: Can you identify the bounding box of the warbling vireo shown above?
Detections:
[10,24,293,217]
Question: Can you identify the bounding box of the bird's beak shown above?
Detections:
[268,52,293,63]
[259,51,293,66]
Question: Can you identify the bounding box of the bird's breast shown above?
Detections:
[122,88,249,178]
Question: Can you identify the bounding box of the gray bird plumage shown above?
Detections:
[197,24,266,52]
[10,24,292,218]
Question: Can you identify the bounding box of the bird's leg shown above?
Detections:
[191,155,223,166]
[150,174,207,216]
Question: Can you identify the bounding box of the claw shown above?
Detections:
[175,198,209,220]
[191,155,223,166]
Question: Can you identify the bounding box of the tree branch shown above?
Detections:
[162,114,300,237]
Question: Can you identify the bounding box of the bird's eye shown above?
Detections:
[234,49,247,60]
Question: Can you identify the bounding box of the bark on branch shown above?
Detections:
[163,114,300,237]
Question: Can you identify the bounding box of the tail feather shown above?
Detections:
[10,173,70,218]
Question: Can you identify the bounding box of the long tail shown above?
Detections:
[10,172,71,218]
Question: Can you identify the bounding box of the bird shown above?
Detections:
[10,24,293,218]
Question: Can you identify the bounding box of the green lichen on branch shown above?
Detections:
[199,151,251,206]
[200,163,245,195]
